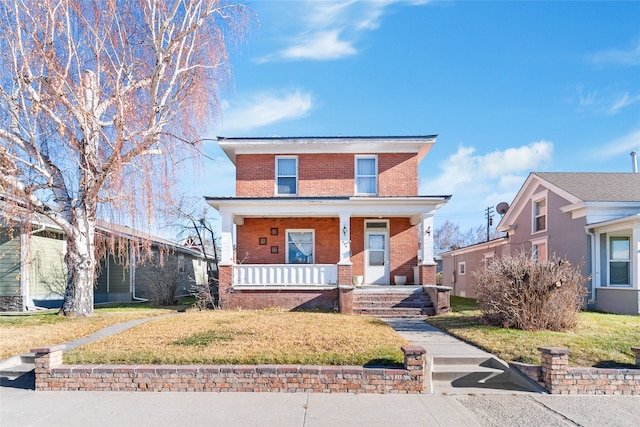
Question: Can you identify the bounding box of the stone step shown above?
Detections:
[0,363,35,380]
[355,307,435,317]
[354,300,432,308]
[431,364,505,383]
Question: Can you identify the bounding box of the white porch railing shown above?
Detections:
[233,264,338,286]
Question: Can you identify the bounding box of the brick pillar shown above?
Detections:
[420,265,436,286]
[31,344,65,391]
[218,264,233,309]
[337,263,353,286]
[632,347,640,367]
[538,347,570,394]
[338,285,354,315]
[402,346,426,378]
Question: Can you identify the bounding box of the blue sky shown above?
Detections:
[181,0,640,233]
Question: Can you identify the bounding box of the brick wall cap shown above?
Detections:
[538,347,571,355]
[338,285,355,291]
[31,344,66,353]
[401,346,426,355]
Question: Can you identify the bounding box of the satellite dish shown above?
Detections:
[496,202,510,216]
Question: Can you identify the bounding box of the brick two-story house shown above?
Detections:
[206,136,451,312]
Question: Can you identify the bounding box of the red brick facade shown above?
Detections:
[237,217,340,265]
[236,153,417,197]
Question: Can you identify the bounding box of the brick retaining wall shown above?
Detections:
[32,345,426,393]
[511,347,640,395]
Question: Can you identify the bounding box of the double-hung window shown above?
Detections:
[276,156,297,195]
[286,230,314,264]
[533,198,546,232]
[355,156,377,195]
[609,236,631,286]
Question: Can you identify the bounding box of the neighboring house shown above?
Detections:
[441,172,640,315]
[206,136,450,310]
[0,215,209,311]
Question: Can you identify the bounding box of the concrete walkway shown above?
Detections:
[382,318,545,395]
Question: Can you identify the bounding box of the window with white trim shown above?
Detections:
[608,235,630,286]
[355,156,377,195]
[276,156,297,195]
[458,262,466,275]
[532,242,547,263]
[286,230,314,264]
[533,198,546,232]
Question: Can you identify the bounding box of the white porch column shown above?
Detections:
[420,213,435,265]
[220,212,234,265]
[339,213,352,264]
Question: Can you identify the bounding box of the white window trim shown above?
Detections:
[483,251,494,267]
[531,190,548,234]
[275,156,298,196]
[458,261,466,275]
[355,155,378,196]
[530,236,548,263]
[607,233,632,287]
[285,229,315,264]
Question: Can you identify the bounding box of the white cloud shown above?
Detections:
[265,1,430,62]
[601,129,640,159]
[608,92,640,115]
[590,40,640,67]
[220,90,313,132]
[423,141,554,229]
[280,30,357,61]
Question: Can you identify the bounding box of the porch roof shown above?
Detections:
[205,195,450,225]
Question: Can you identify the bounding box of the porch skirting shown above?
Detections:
[223,286,340,311]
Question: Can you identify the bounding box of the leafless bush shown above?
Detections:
[192,277,218,310]
[143,259,184,306]
[473,252,588,331]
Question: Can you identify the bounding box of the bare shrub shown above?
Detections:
[473,252,588,331]
[143,259,184,306]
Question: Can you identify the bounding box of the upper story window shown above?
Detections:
[609,235,630,286]
[533,198,546,233]
[355,156,377,195]
[276,156,297,195]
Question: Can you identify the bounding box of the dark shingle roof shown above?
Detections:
[534,172,640,202]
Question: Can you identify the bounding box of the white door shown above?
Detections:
[365,222,389,285]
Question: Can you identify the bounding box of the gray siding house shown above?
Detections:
[0,218,209,311]
[442,172,640,315]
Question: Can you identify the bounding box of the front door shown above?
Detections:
[365,221,389,285]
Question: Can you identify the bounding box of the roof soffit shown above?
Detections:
[217,136,437,164]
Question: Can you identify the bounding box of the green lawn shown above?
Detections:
[425,296,640,367]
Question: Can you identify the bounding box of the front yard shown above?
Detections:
[0,304,174,359]
[425,296,640,367]
[63,309,409,366]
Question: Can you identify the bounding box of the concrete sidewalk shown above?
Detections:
[2,386,639,426]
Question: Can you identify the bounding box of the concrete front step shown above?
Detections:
[428,356,545,395]
[0,353,36,380]
[356,308,435,317]
[0,364,35,380]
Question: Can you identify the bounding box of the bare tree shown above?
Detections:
[163,196,220,307]
[434,220,490,252]
[0,0,247,316]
